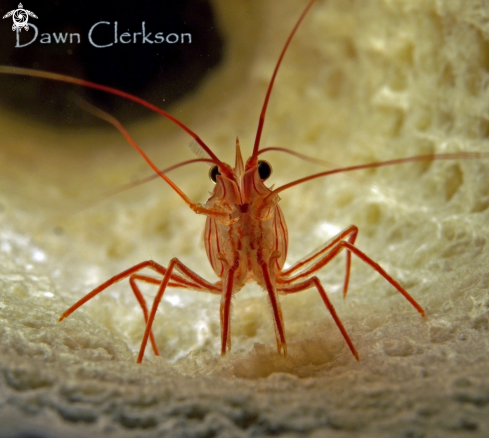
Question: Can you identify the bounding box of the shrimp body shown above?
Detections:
[204,143,287,293]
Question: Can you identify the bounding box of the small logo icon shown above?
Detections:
[3,3,38,32]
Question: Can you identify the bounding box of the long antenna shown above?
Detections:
[0,66,225,168]
[77,98,197,206]
[267,152,489,197]
[250,0,317,165]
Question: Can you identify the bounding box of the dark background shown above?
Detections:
[0,0,224,126]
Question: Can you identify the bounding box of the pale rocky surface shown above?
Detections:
[1,0,489,437]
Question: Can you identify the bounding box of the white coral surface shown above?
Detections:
[1,0,489,437]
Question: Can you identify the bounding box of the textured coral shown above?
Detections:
[1,0,489,437]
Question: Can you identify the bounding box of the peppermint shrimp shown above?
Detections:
[0,0,486,362]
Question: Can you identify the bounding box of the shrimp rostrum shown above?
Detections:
[2,0,485,362]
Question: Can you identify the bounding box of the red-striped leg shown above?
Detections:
[58,259,221,362]
[220,268,235,355]
[128,273,211,356]
[59,260,194,322]
[137,258,221,363]
[280,225,358,298]
[278,235,424,317]
[260,254,287,355]
[128,275,160,356]
[278,277,359,361]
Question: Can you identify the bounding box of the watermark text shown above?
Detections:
[14,22,192,48]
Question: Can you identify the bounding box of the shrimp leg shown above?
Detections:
[280,225,358,298]
[59,259,221,361]
[128,273,212,356]
[277,230,424,316]
[260,256,287,356]
[137,258,221,362]
[278,277,359,360]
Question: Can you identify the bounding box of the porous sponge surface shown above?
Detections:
[1,0,489,437]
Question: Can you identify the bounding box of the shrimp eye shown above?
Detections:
[209,165,221,183]
[257,160,272,180]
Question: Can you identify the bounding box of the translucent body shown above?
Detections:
[204,146,288,291]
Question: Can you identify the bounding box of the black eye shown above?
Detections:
[209,165,221,183]
[257,160,272,180]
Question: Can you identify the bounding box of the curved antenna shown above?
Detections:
[251,0,317,165]
[258,146,338,168]
[0,65,225,168]
[79,158,215,212]
[76,98,202,207]
[267,152,489,198]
